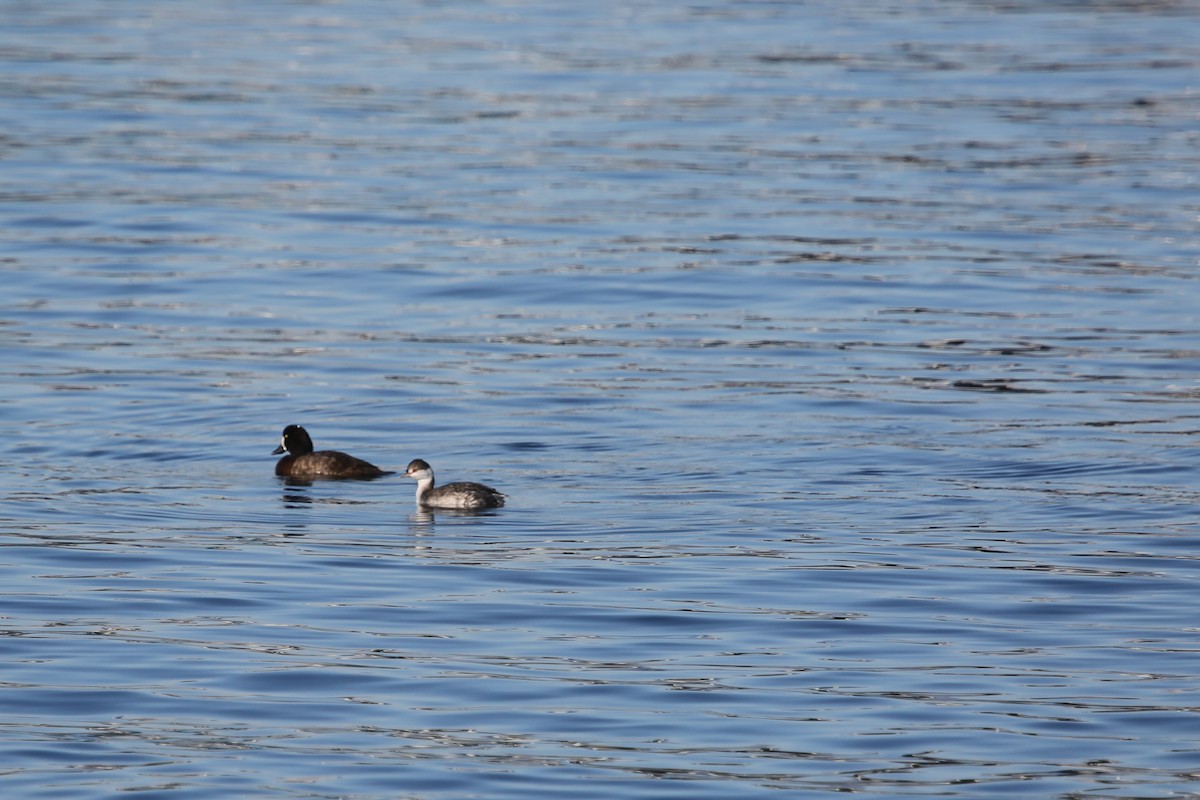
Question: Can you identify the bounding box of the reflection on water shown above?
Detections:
[2,0,1200,798]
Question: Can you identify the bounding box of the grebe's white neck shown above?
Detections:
[411,473,434,503]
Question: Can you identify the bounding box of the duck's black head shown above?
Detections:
[273,424,314,456]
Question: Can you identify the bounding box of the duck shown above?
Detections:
[272,425,393,480]
[403,458,505,510]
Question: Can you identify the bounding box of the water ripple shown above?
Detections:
[2,1,1200,798]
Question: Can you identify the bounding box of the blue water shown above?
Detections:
[3,1,1200,797]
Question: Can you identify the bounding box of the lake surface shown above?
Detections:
[2,1,1200,797]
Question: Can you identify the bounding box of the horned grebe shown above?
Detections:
[403,458,505,510]
[272,425,394,480]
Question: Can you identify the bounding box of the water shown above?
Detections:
[2,1,1200,797]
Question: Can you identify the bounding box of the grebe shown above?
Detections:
[272,425,393,480]
[403,458,505,510]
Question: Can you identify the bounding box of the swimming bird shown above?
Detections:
[272,424,393,480]
[403,458,505,510]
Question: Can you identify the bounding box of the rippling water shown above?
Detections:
[3,1,1200,797]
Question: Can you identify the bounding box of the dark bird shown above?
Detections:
[272,425,393,480]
